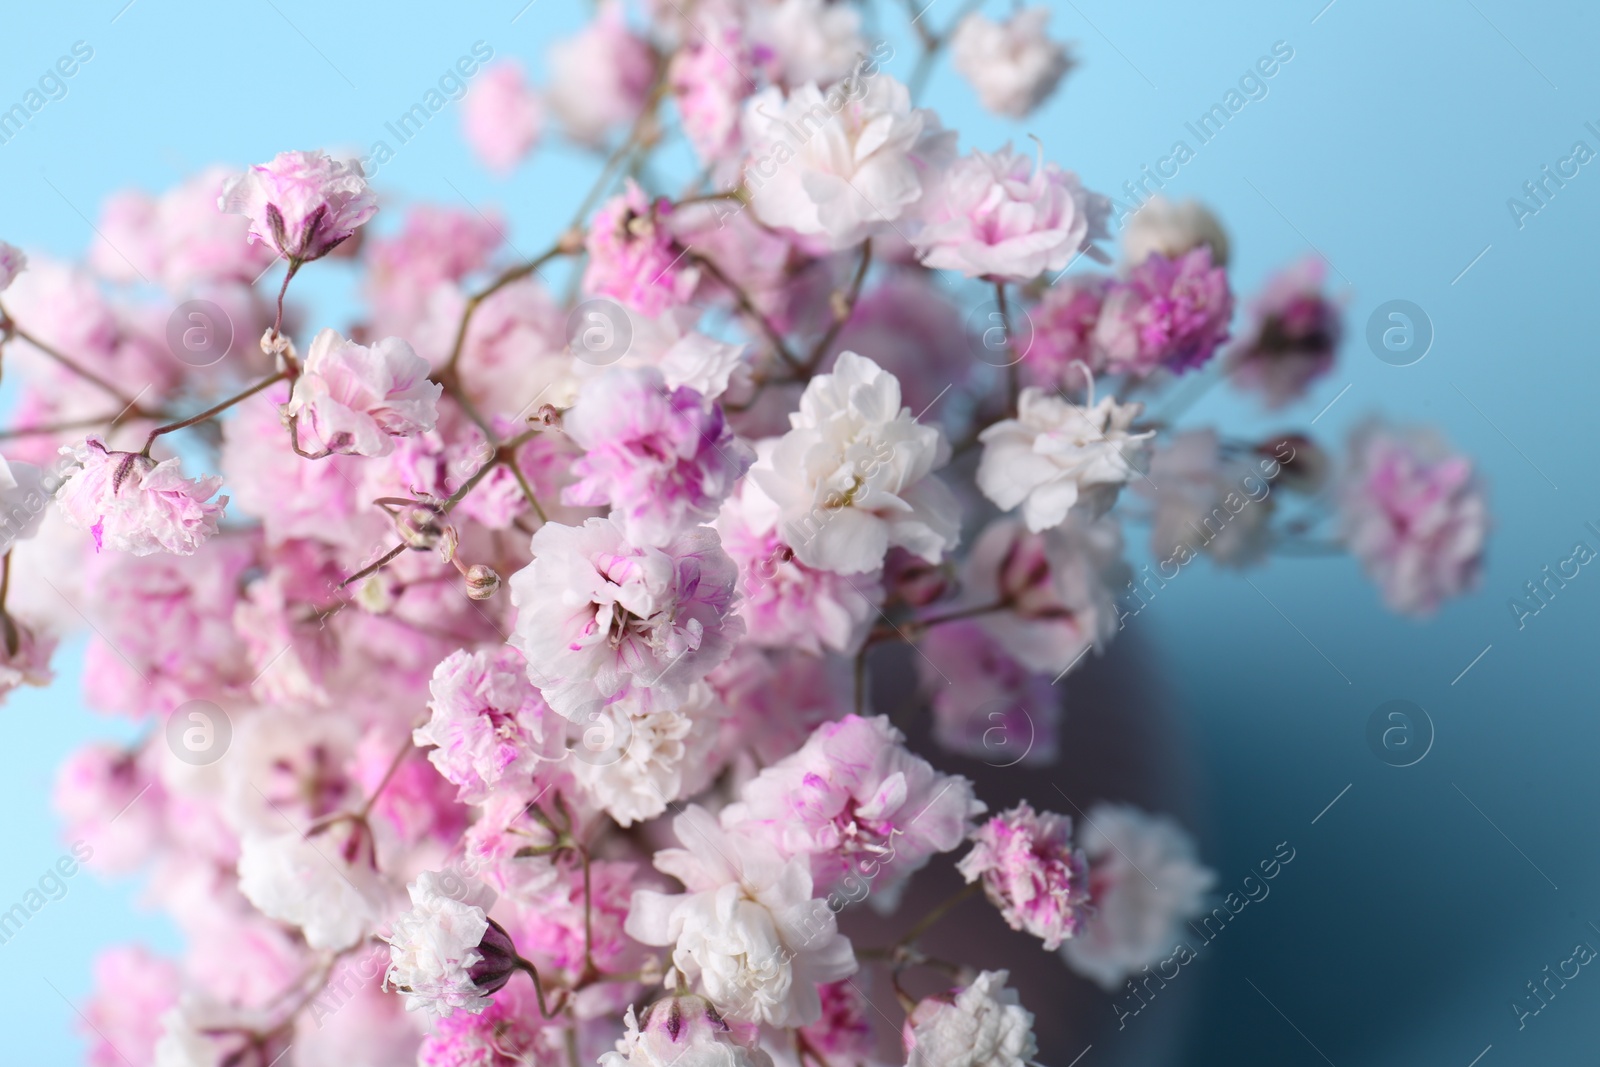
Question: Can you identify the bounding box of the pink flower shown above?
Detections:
[1020,274,1109,388]
[583,182,699,316]
[91,168,276,293]
[1339,421,1487,615]
[57,437,227,556]
[958,517,1127,677]
[0,239,27,290]
[564,367,751,546]
[915,620,1058,767]
[546,1,656,146]
[669,17,754,163]
[78,534,255,717]
[219,149,377,263]
[464,61,543,175]
[1226,257,1343,409]
[1093,247,1233,375]
[366,204,504,335]
[81,945,180,1067]
[54,743,164,875]
[418,992,564,1066]
[720,714,984,901]
[801,981,877,1066]
[916,145,1108,281]
[285,328,443,457]
[715,469,880,656]
[508,517,744,720]
[958,803,1090,950]
[415,648,562,804]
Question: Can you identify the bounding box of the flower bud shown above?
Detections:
[396,504,446,551]
[464,564,502,600]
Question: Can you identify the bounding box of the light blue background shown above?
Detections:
[1,0,1597,1063]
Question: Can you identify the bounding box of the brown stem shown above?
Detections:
[805,238,873,371]
[894,881,982,949]
[273,260,301,334]
[141,370,287,457]
[4,319,141,410]
[514,957,563,1020]
[692,252,801,372]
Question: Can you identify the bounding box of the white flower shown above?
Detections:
[237,831,385,951]
[742,76,953,250]
[0,453,48,552]
[508,517,744,721]
[906,971,1037,1067]
[752,352,959,575]
[626,806,858,1027]
[1120,195,1230,269]
[384,870,504,1018]
[950,8,1074,118]
[1138,428,1275,567]
[600,996,775,1067]
[1060,804,1216,990]
[977,387,1153,531]
[153,1000,282,1067]
[285,328,442,457]
[748,0,867,86]
[571,684,724,827]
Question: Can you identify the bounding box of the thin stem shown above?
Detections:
[692,252,802,372]
[910,598,1010,633]
[0,411,165,441]
[514,957,563,1020]
[579,844,597,983]
[441,244,571,377]
[141,370,287,456]
[501,444,549,524]
[4,319,141,409]
[806,238,873,370]
[992,281,1019,417]
[356,733,416,818]
[853,646,867,716]
[894,881,982,949]
[273,260,300,334]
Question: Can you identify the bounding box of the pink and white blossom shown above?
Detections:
[547,2,656,146]
[626,805,858,1027]
[1339,421,1487,615]
[600,995,772,1067]
[583,182,699,316]
[917,145,1107,280]
[721,714,984,902]
[384,870,509,1018]
[742,76,953,250]
[1120,195,1230,268]
[508,517,744,720]
[1094,247,1233,376]
[1227,257,1343,409]
[951,9,1074,118]
[753,352,960,576]
[57,437,227,556]
[904,971,1036,1067]
[414,647,561,804]
[977,386,1153,530]
[285,328,442,457]
[959,803,1090,950]
[563,367,751,545]
[1061,804,1216,990]
[0,240,27,290]
[219,149,377,262]
[237,829,386,951]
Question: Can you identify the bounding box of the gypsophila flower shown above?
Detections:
[959,803,1090,950]
[950,8,1075,118]
[1094,247,1233,376]
[1061,803,1216,990]
[236,830,384,951]
[977,386,1154,530]
[1120,195,1230,268]
[414,647,560,804]
[1227,257,1342,409]
[57,438,226,556]
[599,995,773,1067]
[625,805,857,1027]
[285,328,442,457]
[721,714,984,902]
[905,971,1037,1067]
[1339,421,1487,615]
[563,366,751,546]
[385,870,517,1019]
[583,182,699,316]
[508,517,744,720]
[916,145,1108,280]
[753,352,959,576]
[463,60,543,175]
[219,149,377,262]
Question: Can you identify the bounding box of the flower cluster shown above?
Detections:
[0,5,1489,1067]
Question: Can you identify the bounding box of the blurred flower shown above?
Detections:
[463,60,542,175]
[951,8,1075,118]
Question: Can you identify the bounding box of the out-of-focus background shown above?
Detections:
[2,0,1597,1062]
